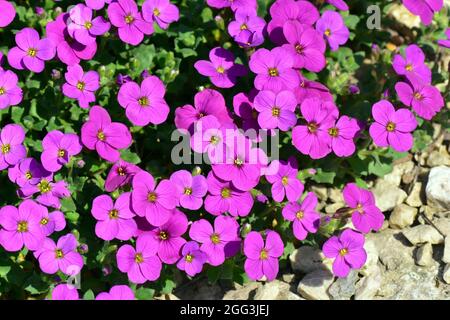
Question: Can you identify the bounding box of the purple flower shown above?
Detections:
[91,193,137,241]
[265,157,304,203]
[294,73,333,104]
[46,13,97,66]
[249,47,299,92]
[228,7,266,47]
[328,116,360,157]
[206,0,257,11]
[62,64,100,109]
[105,159,141,192]
[369,100,417,152]
[170,170,208,210]
[254,90,297,131]
[116,73,132,85]
[194,47,247,88]
[41,130,82,173]
[438,28,450,48]
[322,229,367,277]
[316,11,349,51]
[244,230,284,281]
[204,171,254,217]
[0,200,46,252]
[0,70,22,110]
[21,177,71,209]
[96,285,135,300]
[38,209,66,236]
[117,75,170,126]
[343,183,384,234]
[8,158,50,188]
[131,170,177,226]
[0,124,26,170]
[189,215,241,266]
[282,21,326,72]
[116,233,162,283]
[402,0,444,25]
[0,0,16,27]
[395,80,444,120]
[51,284,79,300]
[67,4,110,45]
[327,0,349,11]
[107,0,154,46]
[85,0,112,10]
[176,241,207,277]
[142,0,180,29]
[233,90,260,133]
[147,209,188,264]
[282,192,320,240]
[35,233,83,275]
[7,28,55,73]
[81,106,132,162]
[392,45,431,84]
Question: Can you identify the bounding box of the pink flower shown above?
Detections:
[438,28,450,48]
[244,230,284,281]
[369,100,417,152]
[402,0,444,25]
[294,73,333,104]
[117,75,170,126]
[8,158,51,188]
[0,0,16,27]
[232,90,260,133]
[328,116,360,157]
[104,159,141,192]
[39,209,66,236]
[91,193,137,241]
[41,130,82,173]
[0,69,23,110]
[206,0,257,11]
[62,64,100,109]
[392,45,431,84]
[327,0,349,10]
[322,229,367,277]
[343,183,384,234]
[96,285,135,300]
[0,124,26,170]
[254,90,297,131]
[176,241,207,277]
[81,106,132,162]
[142,0,180,29]
[265,157,304,203]
[316,10,349,51]
[228,7,265,47]
[67,4,110,45]
[20,176,70,209]
[116,233,162,283]
[51,284,79,300]
[131,171,177,226]
[282,192,320,240]
[170,170,208,210]
[85,0,112,10]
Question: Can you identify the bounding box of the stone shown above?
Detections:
[223,282,261,300]
[426,166,450,210]
[405,182,423,208]
[443,264,450,284]
[311,186,328,201]
[427,147,450,167]
[443,237,450,264]
[354,266,382,300]
[372,180,408,212]
[254,280,302,300]
[402,225,444,245]
[389,204,417,229]
[289,246,331,274]
[328,270,358,300]
[387,3,421,28]
[325,203,345,214]
[328,188,343,203]
[384,160,415,187]
[415,243,434,267]
[434,218,450,236]
[297,270,334,300]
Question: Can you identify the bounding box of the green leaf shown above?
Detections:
[311,168,336,184]
[83,289,95,300]
[135,287,155,300]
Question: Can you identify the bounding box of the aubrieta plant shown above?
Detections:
[0,0,448,300]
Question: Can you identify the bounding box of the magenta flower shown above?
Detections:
[81,106,132,162]
[131,171,177,226]
[438,28,450,48]
[7,28,55,73]
[170,170,208,210]
[107,0,154,45]
[46,13,97,66]
[41,130,82,173]
[85,0,112,10]
[322,229,367,277]
[177,241,207,277]
[39,209,66,236]
[316,10,350,51]
[265,157,304,203]
[92,193,137,241]
[117,75,170,126]
[51,284,79,300]
[189,216,241,266]
[0,0,16,27]
[402,0,444,25]
[142,0,179,29]
[228,8,265,47]
[62,64,100,109]
[294,73,333,104]
[8,158,51,188]
[328,116,360,157]
[267,0,319,44]
[327,0,349,10]
[195,47,247,88]
[282,192,320,240]
[0,70,22,110]
[254,90,297,131]
[147,209,188,264]
[0,200,46,252]
[116,233,162,283]
[292,98,337,159]
[67,4,110,45]
[174,89,233,132]
[395,80,444,120]
[206,0,256,11]
[0,124,26,170]
[204,171,254,217]
[343,183,384,234]
[244,230,284,281]
[369,100,417,152]
[233,90,260,133]
[21,177,70,209]
[249,47,299,92]
[105,159,141,192]
[392,45,431,84]
[35,233,83,275]
[96,285,135,300]
[282,21,326,72]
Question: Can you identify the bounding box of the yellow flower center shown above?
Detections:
[159,231,168,240]
[55,249,64,259]
[328,127,339,137]
[58,149,66,158]
[307,122,318,133]
[271,107,280,117]
[324,29,331,37]
[1,144,10,154]
[295,44,304,54]
[185,254,194,263]
[353,203,364,214]
[117,167,126,176]
[84,21,93,29]
[260,249,268,260]
[25,171,32,180]
[216,66,225,74]
[40,218,49,225]
[28,48,38,57]
[147,192,157,202]
[414,92,423,100]
[0,87,5,95]
[184,188,192,195]
[405,64,413,71]
[17,221,28,233]
[296,210,304,220]
[97,130,105,141]
[76,81,85,91]
[221,187,231,199]
[281,176,289,186]
[210,135,219,145]
[38,179,52,193]
[240,24,248,30]
[153,8,160,16]
[386,121,396,132]
[109,209,119,219]
[268,68,279,77]
[234,158,244,166]
[138,96,149,106]
[339,248,348,256]
[210,233,220,244]
[135,253,144,263]
[125,14,134,24]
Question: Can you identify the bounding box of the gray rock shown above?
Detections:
[402,225,444,245]
[372,180,408,212]
[415,243,434,267]
[223,282,261,300]
[354,266,382,300]
[443,236,450,264]
[427,147,450,167]
[443,264,450,284]
[384,160,415,187]
[328,270,358,300]
[311,186,328,201]
[297,270,334,300]
[254,280,302,300]
[434,218,450,236]
[405,182,423,208]
[389,204,417,229]
[325,203,345,214]
[328,188,343,203]
[289,246,330,274]
[426,166,450,210]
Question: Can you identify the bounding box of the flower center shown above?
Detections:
[339,248,348,256]
[125,14,134,24]
[25,171,32,180]
[210,233,220,244]
[109,209,119,219]
[307,122,318,133]
[17,221,28,233]
[210,135,220,145]
[84,21,93,29]
[153,8,160,16]
[184,187,192,195]
[268,68,279,77]
[260,249,268,260]
[328,127,339,137]
[185,254,194,263]
[117,167,126,176]
[97,130,106,141]
[40,217,49,225]
[240,24,248,30]
[281,176,289,186]
[296,210,304,220]
[0,87,5,95]
[234,158,244,167]
[76,81,85,91]
[353,203,364,214]
[38,179,52,193]
[159,231,168,240]
[138,96,149,106]
[27,48,38,57]
[55,249,64,259]
[216,66,225,74]
[147,192,157,202]
[324,29,331,37]
[1,144,10,154]
[405,64,413,71]
[295,44,304,54]
[386,121,396,132]
[221,187,231,199]
[58,149,66,158]
[271,107,280,117]
[135,253,144,263]
[413,92,423,100]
